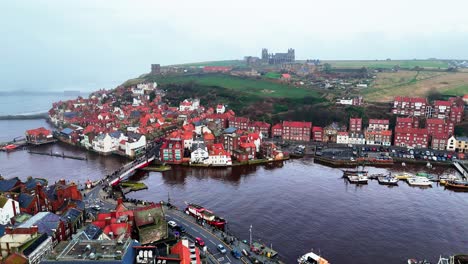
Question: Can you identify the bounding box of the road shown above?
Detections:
[165,210,245,264]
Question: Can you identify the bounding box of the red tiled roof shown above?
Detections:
[272,123,283,129]
[26,127,51,136]
[434,100,451,107]
[368,119,389,125]
[394,96,426,103]
[203,132,215,140]
[312,126,323,132]
[396,117,414,123]
[426,118,445,125]
[395,127,428,134]
[283,121,312,128]
[281,73,291,79]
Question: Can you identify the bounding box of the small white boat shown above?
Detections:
[347,173,368,184]
[407,177,432,187]
[298,251,330,264]
[377,175,399,185]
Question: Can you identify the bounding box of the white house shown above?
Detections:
[446,136,457,151]
[194,124,211,136]
[190,139,209,164]
[207,145,232,166]
[348,132,365,145]
[179,99,200,111]
[336,132,349,144]
[336,98,353,105]
[216,104,226,114]
[125,133,146,157]
[0,197,20,225]
[92,133,116,154]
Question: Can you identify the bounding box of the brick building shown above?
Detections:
[282,121,312,141]
[394,128,429,148]
[392,96,427,116]
[349,118,362,132]
[312,126,323,142]
[396,117,419,129]
[368,119,389,131]
[228,117,250,130]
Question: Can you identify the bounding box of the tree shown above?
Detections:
[323,63,332,74]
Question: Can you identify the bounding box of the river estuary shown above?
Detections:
[0,119,467,264]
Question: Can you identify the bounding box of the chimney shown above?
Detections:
[59,179,66,186]
[12,200,17,217]
[117,197,123,206]
[110,210,116,219]
[105,217,111,226]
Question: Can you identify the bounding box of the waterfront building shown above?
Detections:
[431,132,449,150]
[446,136,468,153]
[348,132,366,145]
[191,137,209,164]
[160,138,184,164]
[336,132,349,144]
[282,121,312,142]
[368,119,390,131]
[208,144,232,165]
[392,96,427,116]
[0,196,20,225]
[394,127,429,148]
[25,127,53,145]
[259,142,283,160]
[396,117,419,129]
[92,133,115,154]
[46,179,83,214]
[365,130,392,146]
[312,126,323,142]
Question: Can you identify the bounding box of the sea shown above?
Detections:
[0,95,467,264]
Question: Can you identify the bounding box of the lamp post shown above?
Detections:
[249,225,252,247]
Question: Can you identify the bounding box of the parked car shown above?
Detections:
[168,221,177,228]
[231,249,242,259]
[174,225,186,233]
[217,244,227,254]
[195,237,205,247]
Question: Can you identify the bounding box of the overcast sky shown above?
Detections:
[1,0,468,92]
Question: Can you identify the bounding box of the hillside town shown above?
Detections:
[39,78,468,167]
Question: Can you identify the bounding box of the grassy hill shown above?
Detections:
[324,60,450,69]
[363,70,468,102]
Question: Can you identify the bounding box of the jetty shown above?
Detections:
[28,150,87,160]
[453,162,468,179]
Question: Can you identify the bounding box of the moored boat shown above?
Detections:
[395,172,414,180]
[347,173,368,184]
[377,175,399,185]
[444,180,468,190]
[407,177,432,187]
[298,251,329,264]
[342,169,368,176]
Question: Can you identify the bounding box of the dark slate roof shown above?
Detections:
[109,131,122,139]
[18,193,34,209]
[72,200,85,211]
[63,112,78,118]
[223,127,237,134]
[0,225,5,236]
[18,212,63,236]
[60,128,74,135]
[0,177,20,192]
[127,132,142,141]
[24,178,47,190]
[23,233,49,257]
[83,224,102,240]
[130,110,141,118]
[62,208,82,223]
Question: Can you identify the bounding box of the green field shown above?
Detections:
[154,74,321,99]
[325,60,450,69]
[170,60,247,67]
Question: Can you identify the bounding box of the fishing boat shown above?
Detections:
[416,172,437,181]
[185,203,227,230]
[444,180,468,190]
[1,144,18,152]
[347,173,368,184]
[394,172,414,180]
[407,177,432,187]
[298,251,329,264]
[377,175,399,185]
[439,175,458,185]
[342,168,368,176]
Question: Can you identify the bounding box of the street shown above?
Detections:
[165,210,245,264]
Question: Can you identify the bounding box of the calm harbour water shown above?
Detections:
[1,119,467,264]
